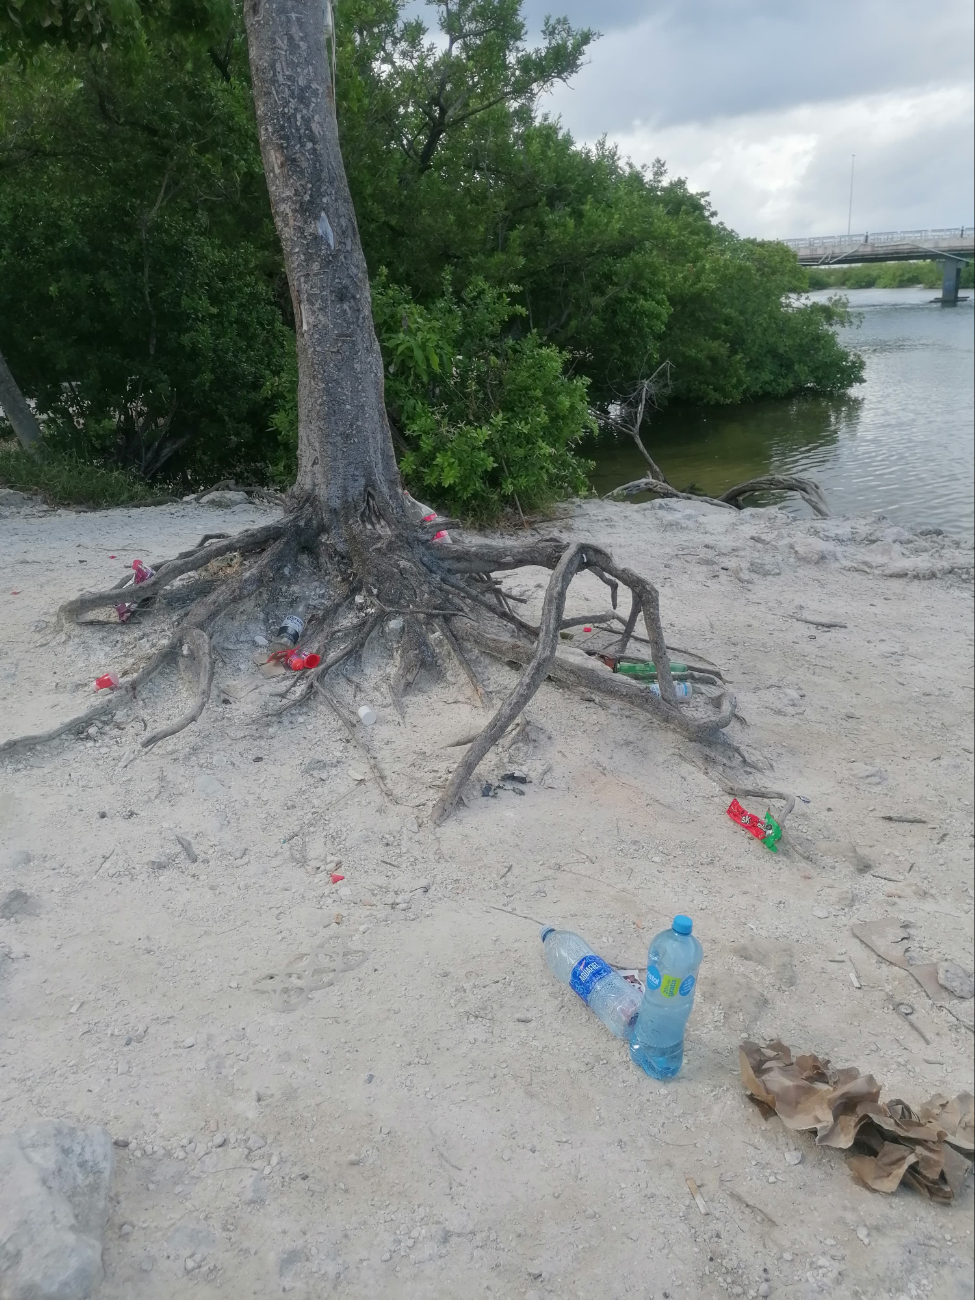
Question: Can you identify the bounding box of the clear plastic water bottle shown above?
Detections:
[540,927,642,1040]
[648,681,692,698]
[629,915,703,1079]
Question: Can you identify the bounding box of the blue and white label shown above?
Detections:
[679,975,696,996]
[569,954,612,1003]
[646,965,662,991]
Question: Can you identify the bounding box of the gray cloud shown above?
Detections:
[539,0,973,131]
[527,0,973,234]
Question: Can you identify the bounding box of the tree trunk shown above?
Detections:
[243,0,402,541]
[0,346,43,451]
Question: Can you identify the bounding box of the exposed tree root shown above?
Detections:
[0,506,740,823]
[606,472,830,518]
[141,628,214,749]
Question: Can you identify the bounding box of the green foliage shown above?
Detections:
[0,36,290,483]
[379,276,593,518]
[806,260,975,290]
[0,440,169,506]
[270,276,594,518]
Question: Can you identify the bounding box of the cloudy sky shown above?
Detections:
[520,0,974,239]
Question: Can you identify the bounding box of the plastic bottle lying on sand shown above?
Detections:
[540,926,642,1039]
[629,914,703,1080]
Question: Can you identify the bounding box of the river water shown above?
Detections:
[586,288,975,536]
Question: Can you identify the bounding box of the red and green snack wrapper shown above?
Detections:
[727,798,782,853]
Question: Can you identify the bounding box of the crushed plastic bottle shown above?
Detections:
[629,915,703,1080]
[540,926,642,1039]
[131,559,155,584]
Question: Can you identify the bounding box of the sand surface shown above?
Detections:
[1,491,973,1300]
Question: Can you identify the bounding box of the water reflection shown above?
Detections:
[586,288,974,535]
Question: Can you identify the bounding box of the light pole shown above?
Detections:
[847,154,855,239]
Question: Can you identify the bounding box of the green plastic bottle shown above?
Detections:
[614,660,689,680]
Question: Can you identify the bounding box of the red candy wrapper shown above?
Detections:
[726,798,783,853]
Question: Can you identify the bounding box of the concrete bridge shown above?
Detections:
[780,228,973,303]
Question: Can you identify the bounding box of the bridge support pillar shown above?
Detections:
[939,256,963,305]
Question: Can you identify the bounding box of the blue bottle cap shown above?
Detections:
[673,915,693,935]
[540,926,555,942]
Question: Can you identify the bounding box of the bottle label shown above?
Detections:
[648,969,694,998]
[569,954,613,1004]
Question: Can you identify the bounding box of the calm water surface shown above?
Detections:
[586,288,975,535]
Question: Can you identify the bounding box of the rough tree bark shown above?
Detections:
[244,0,402,542]
[0,0,741,821]
[0,345,43,451]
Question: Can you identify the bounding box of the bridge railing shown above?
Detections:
[782,228,969,250]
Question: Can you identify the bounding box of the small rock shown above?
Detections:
[195,775,226,799]
[0,888,36,920]
[0,1121,114,1300]
[213,1134,227,1148]
[347,766,367,782]
[176,835,198,863]
[937,962,974,1000]
[0,849,31,871]
[182,1037,196,1049]
[119,1223,134,1237]
[246,1134,266,1152]
[253,635,269,647]
[141,1257,154,1272]
[811,905,830,919]
[346,1155,360,1166]
[748,557,782,577]
[0,488,31,508]
[241,1172,267,1204]
[784,1150,802,1166]
[856,1224,870,1246]
[199,489,249,507]
[759,1285,771,1298]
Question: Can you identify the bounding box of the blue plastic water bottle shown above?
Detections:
[629,914,703,1079]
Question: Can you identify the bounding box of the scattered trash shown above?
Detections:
[740,1038,974,1200]
[893,1001,930,1044]
[284,650,321,672]
[274,612,305,647]
[612,660,690,681]
[253,936,367,1012]
[540,926,642,1039]
[357,704,377,727]
[329,872,345,885]
[727,798,783,853]
[629,915,702,1079]
[94,671,119,691]
[685,1176,709,1215]
[131,559,155,584]
[880,814,927,824]
[430,529,452,544]
[852,918,971,1015]
[115,602,134,623]
[648,681,693,699]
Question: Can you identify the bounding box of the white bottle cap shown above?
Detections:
[357,705,377,726]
